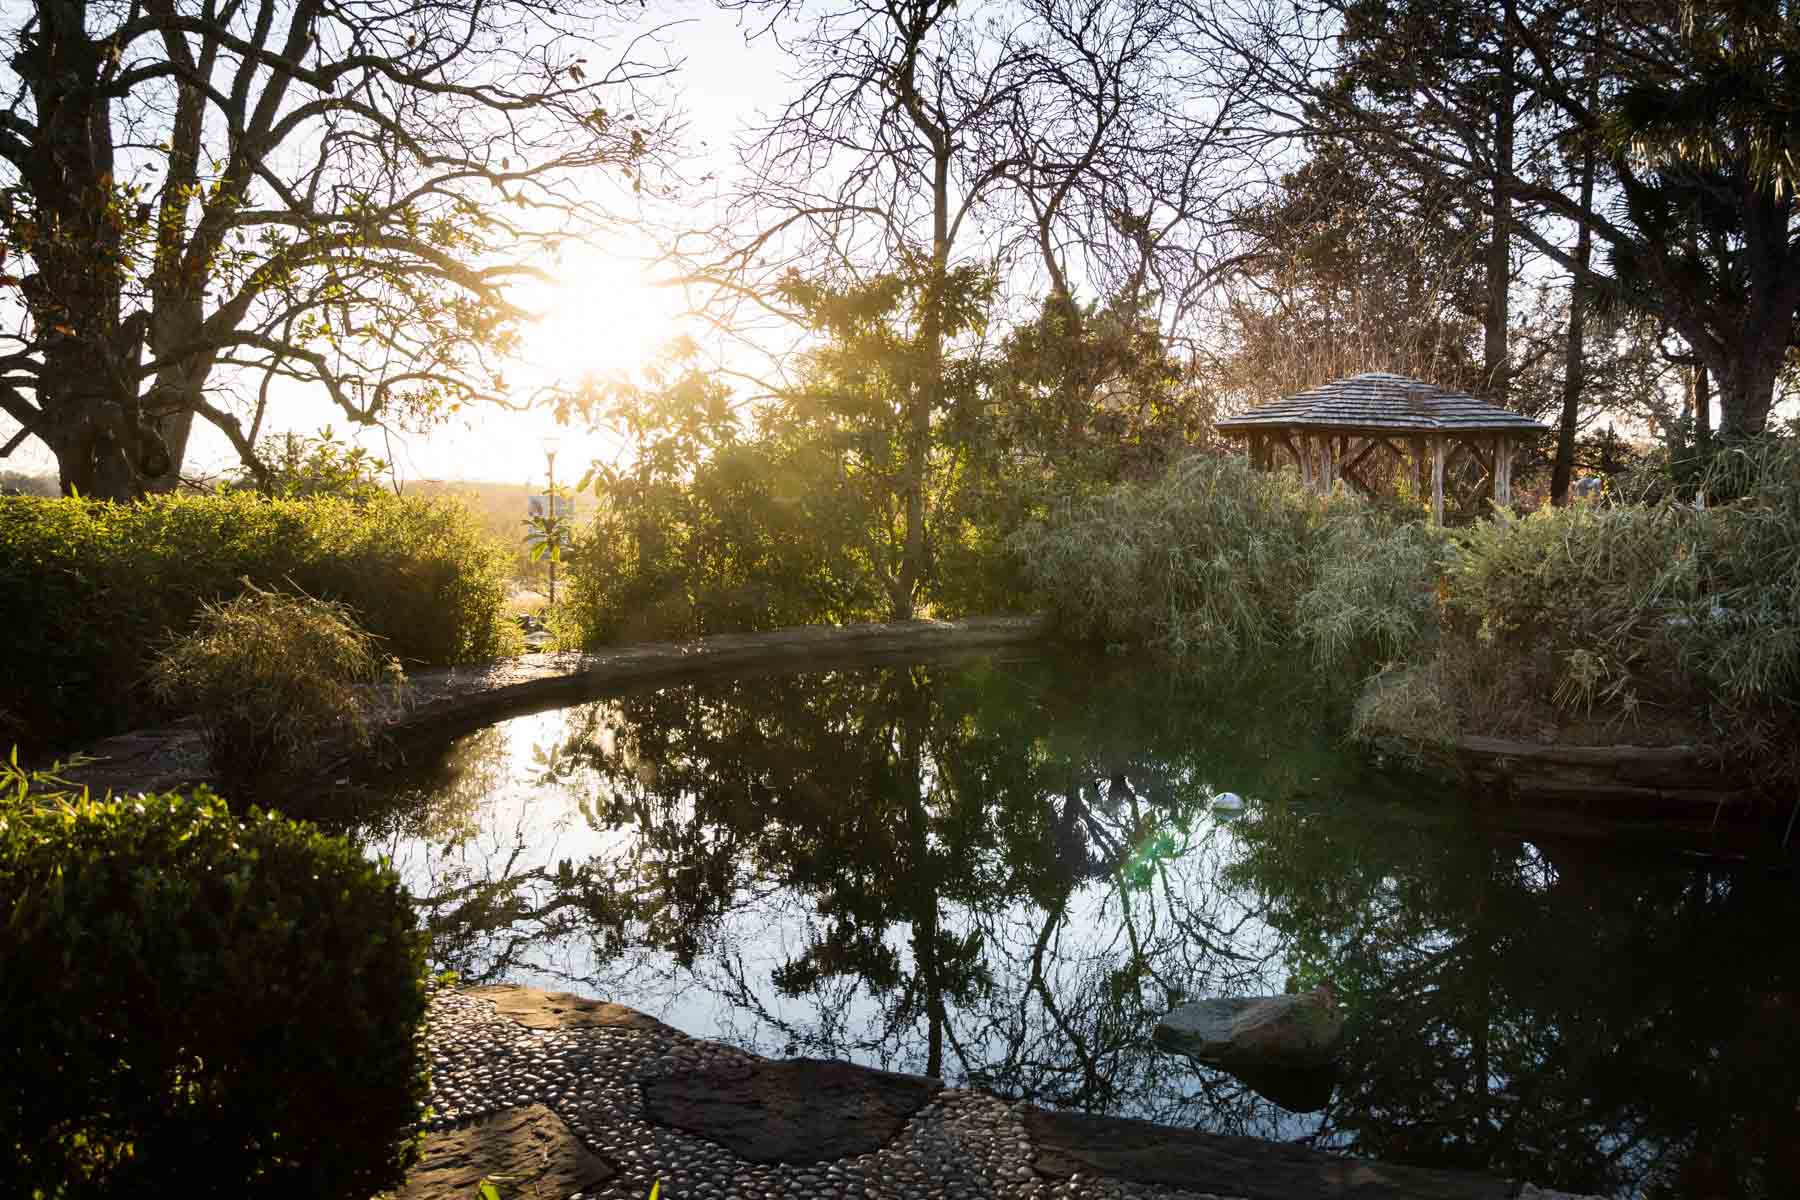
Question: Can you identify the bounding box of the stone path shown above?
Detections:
[405,985,1590,1200]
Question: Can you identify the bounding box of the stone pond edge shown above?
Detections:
[61,615,1051,797]
[60,611,1763,818]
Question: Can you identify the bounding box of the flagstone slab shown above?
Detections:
[644,1057,942,1163]
[395,1103,612,1200]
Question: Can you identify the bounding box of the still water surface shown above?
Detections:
[356,651,1799,1198]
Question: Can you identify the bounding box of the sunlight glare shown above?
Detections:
[518,243,690,393]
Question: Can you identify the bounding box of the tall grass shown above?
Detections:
[1368,432,1800,755]
[1011,454,1447,677]
[149,585,405,800]
[1016,436,1800,761]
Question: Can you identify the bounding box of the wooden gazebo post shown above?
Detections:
[1431,436,1446,526]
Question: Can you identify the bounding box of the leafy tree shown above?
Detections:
[0,0,670,499]
[774,265,999,617]
[982,288,1213,482]
[1308,0,1534,404]
[561,340,894,644]
[1287,0,1800,438]
[681,0,1262,615]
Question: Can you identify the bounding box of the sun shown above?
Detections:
[515,242,691,392]
[368,244,692,484]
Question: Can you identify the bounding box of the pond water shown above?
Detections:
[355,650,1799,1199]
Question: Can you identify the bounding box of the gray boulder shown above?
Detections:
[1153,985,1344,1070]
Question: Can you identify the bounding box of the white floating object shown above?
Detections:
[1213,791,1245,812]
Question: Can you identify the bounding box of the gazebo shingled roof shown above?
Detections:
[1216,372,1550,436]
[1219,372,1550,524]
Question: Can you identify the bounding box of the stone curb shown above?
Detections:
[60,616,1049,798]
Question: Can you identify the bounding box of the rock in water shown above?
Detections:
[1153,986,1344,1069]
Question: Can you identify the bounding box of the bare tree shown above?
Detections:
[672,0,1265,617]
[0,0,676,499]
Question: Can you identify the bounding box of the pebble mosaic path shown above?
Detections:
[406,986,1590,1200]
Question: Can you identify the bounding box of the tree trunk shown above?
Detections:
[1714,346,1784,440]
[1551,142,1595,505]
[1690,362,1712,451]
[897,130,952,622]
[14,0,172,501]
[1483,36,1516,406]
[1646,178,1799,442]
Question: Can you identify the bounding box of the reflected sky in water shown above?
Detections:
[354,652,1800,1199]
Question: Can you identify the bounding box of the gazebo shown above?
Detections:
[1216,372,1551,524]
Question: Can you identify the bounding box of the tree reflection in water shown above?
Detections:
[1231,799,1800,1198]
[357,652,1799,1198]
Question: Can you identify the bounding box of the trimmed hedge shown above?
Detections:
[0,492,520,753]
[0,782,430,1198]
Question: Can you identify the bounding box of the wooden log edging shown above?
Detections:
[59,616,1049,798]
[1447,734,1758,813]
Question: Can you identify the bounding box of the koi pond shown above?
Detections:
[354,649,1798,1199]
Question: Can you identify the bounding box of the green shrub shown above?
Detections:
[1429,431,1800,750]
[0,767,429,1198]
[149,585,404,799]
[0,492,520,754]
[1010,454,1319,657]
[1012,454,1444,677]
[554,438,890,647]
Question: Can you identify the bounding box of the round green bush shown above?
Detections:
[0,786,430,1198]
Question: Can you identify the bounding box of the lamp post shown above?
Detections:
[541,432,562,605]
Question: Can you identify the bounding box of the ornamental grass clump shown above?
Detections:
[1426,429,1800,753]
[150,584,405,800]
[1010,454,1318,658]
[1012,453,1445,680]
[1297,505,1450,676]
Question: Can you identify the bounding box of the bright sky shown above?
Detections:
[350,4,791,486]
[2,2,785,488]
[6,5,1788,490]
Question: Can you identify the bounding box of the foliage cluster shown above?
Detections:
[553,360,895,646]
[554,276,1212,649]
[0,492,518,754]
[1027,434,1800,758]
[0,765,429,1199]
[1426,434,1800,751]
[149,587,405,802]
[1011,454,1448,679]
[233,429,392,503]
